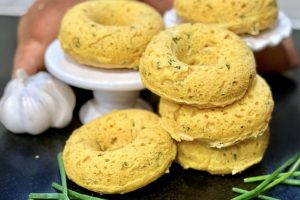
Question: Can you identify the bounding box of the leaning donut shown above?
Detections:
[59,0,164,69]
[174,0,278,35]
[140,23,256,109]
[159,75,274,148]
[63,109,176,194]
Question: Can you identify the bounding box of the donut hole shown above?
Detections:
[87,3,140,27]
[96,116,139,151]
[90,14,134,27]
[173,32,220,66]
[97,128,137,151]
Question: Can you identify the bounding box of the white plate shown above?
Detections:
[163,9,292,52]
[45,39,145,91]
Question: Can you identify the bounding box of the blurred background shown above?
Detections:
[0,0,299,29]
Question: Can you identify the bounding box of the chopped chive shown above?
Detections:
[28,193,64,199]
[57,153,70,200]
[183,32,191,39]
[232,188,279,200]
[172,37,180,44]
[226,64,231,70]
[231,154,299,200]
[244,171,300,183]
[73,37,81,48]
[52,182,107,200]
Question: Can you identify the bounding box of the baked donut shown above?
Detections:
[59,0,164,69]
[159,75,274,148]
[63,109,176,194]
[140,23,256,109]
[176,129,269,175]
[174,0,278,35]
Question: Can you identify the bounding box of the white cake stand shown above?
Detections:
[45,39,151,124]
[163,9,292,52]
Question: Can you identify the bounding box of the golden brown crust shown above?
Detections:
[140,23,256,109]
[59,0,164,69]
[63,109,176,194]
[174,0,278,35]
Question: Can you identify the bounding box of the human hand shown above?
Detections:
[12,0,84,77]
[142,0,173,14]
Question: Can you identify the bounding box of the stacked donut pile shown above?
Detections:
[140,23,274,175]
[59,0,275,196]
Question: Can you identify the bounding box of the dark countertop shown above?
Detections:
[1,16,300,200]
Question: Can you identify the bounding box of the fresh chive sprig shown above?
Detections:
[232,187,279,200]
[244,171,300,183]
[263,156,300,191]
[28,193,64,199]
[57,153,70,200]
[28,152,107,200]
[231,154,299,200]
[52,182,106,200]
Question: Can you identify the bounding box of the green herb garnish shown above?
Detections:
[183,32,191,39]
[263,156,300,191]
[226,64,231,70]
[244,171,300,183]
[282,179,300,186]
[28,193,65,199]
[232,188,279,200]
[168,58,175,65]
[73,37,81,48]
[57,153,69,200]
[172,37,181,44]
[156,61,161,70]
[231,154,299,200]
[28,153,107,200]
[52,182,106,200]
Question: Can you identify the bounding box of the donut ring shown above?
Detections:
[159,75,274,148]
[140,23,256,108]
[59,0,164,69]
[174,0,278,35]
[176,129,269,175]
[63,109,176,194]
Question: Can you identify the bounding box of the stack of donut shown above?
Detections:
[140,23,274,175]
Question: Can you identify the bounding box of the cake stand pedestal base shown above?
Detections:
[79,90,151,124]
[45,40,151,124]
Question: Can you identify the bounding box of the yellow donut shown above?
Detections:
[174,0,278,35]
[59,0,164,69]
[63,109,176,194]
[159,75,274,148]
[140,23,256,109]
[176,129,269,175]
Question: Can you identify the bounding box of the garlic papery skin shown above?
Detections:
[0,69,76,135]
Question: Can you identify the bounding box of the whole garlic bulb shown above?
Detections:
[0,69,76,135]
